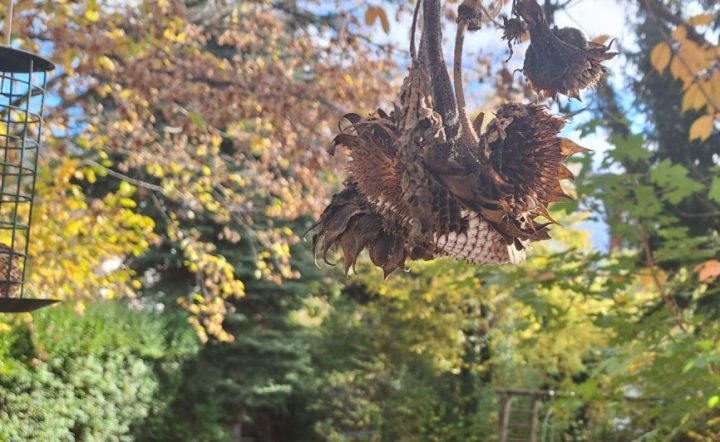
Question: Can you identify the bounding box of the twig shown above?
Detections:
[83,159,167,195]
[410,0,422,60]
[478,0,503,27]
[4,0,13,46]
[639,223,687,333]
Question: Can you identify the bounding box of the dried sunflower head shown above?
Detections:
[312,101,588,274]
[311,65,442,277]
[516,0,617,98]
[428,103,587,264]
[484,103,586,220]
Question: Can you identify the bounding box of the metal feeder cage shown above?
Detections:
[0,44,56,312]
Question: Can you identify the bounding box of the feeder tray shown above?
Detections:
[0,45,58,313]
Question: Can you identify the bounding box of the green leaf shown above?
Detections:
[611,134,651,161]
[709,396,720,408]
[696,340,715,352]
[188,111,206,130]
[650,159,704,204]
[630,185,663,217]
[709,177,720,203]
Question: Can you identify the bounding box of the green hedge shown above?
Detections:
[0,302,198,441]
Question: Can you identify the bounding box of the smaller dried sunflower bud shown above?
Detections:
[502,17,527,45]
[457,0,483,31]
[516,0,617,98]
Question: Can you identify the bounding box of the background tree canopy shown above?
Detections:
[0,0,718,441]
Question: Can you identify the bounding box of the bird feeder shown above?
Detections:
[0,2,57,312]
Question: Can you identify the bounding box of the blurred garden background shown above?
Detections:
[0,0,719,440]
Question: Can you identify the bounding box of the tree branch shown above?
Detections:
[639,223,688,333]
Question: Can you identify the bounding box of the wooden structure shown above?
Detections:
[497,388,569,442]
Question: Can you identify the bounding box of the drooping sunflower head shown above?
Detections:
[310,183,410,278]
[330,111,405,218]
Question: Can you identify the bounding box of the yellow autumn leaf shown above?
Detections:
[96,55,116,71]
[74,301,87,315]
[613,293,630,305]
[681,84,706,113]
[689,114,714,141]
[671,25,687,41]
[679,39,709,72]
[364,6,390,34]
[708,416,720,427]
[711,73,720,106]
[688,14,713,26]
[85,9,100,22]
[250,136,271,155]
[670,57,692,86]
[63,51,77,75]
[650,42,672,73]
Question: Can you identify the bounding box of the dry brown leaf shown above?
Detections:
[365,6,390,34]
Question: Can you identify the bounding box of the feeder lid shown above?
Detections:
[0,46,55,73]
[0,298,59,313]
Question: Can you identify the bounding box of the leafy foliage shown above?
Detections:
[648,14,720,141]
[0,302,197,441]
[13,0,393,340]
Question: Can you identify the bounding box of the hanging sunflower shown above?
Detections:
[312,0,611,276]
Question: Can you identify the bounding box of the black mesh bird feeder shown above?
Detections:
[0,1,57,312]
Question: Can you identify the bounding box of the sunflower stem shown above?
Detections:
[454,20,479,145]
[423,0,460,145]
